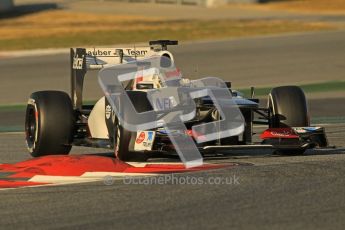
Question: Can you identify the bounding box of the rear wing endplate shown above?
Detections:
[70,40,178,110]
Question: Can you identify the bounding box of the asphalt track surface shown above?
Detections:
[0,30,345,104]
[0,124,344,229]
[0,31,344,229]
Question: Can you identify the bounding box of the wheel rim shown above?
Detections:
[25,106,36,148]
[114,123,121,158]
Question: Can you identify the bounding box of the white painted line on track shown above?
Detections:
[28,175,100,184]
[81,172,157,177]
[126,162,184,167]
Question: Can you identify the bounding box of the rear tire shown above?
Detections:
[268,86,309,155]
[25,91,75,157]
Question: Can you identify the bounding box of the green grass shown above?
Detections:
[0,100,98,112]
[0,126,23,133]
[0,81,343,112]
[311,116,345,124]
[0,81,343,133]
[239,81,345,97]
[0,104,27,111]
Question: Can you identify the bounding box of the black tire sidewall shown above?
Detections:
[25,91,75,157]
[268,86,309,155]
[269,86,309,128]
[114,91,153,161]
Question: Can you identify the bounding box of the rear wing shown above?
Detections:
[70,40,178,110]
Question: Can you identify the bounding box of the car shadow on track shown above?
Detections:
[85,147,345,164]
[194,148,345,167]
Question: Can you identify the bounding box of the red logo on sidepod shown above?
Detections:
[136,132,146,144]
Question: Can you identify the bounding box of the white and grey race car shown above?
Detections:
[25,40,328,162]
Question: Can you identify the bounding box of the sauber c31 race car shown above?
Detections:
[25,40,328,162]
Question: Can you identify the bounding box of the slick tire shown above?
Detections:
[268,86,309,155]
[114,91,153,162]
[25,91,75,157]
[269,86,309,128]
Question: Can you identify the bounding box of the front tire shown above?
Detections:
[268,86,309,155]
[25,91,75,157]
[114,91,153,162]
[269,86,309,128]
